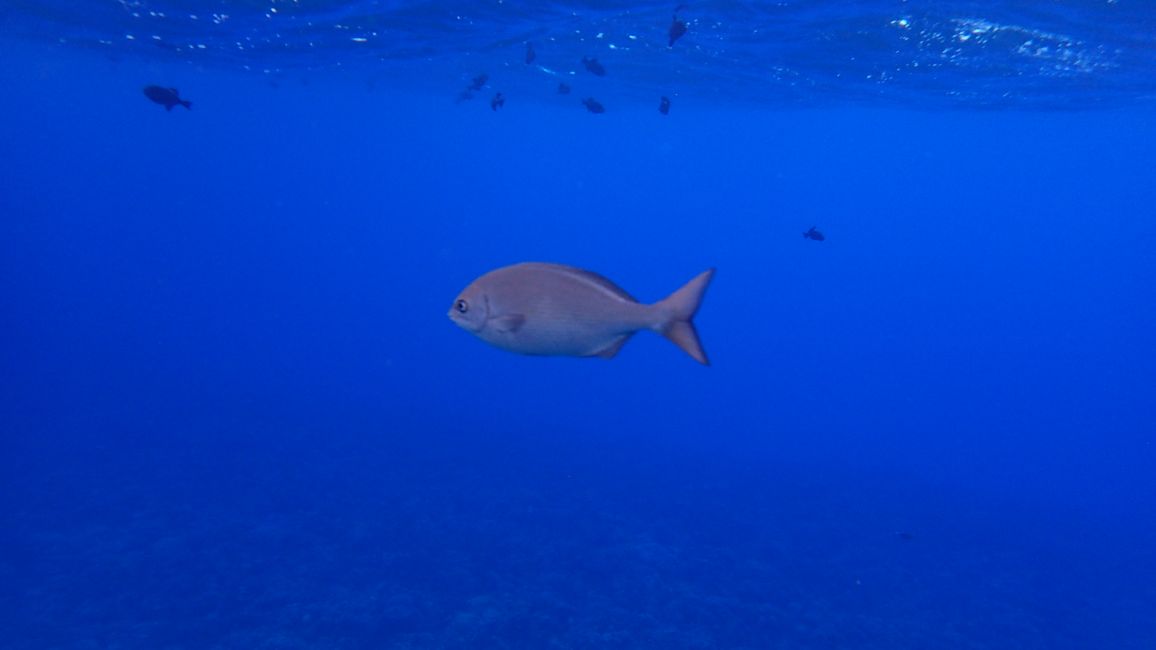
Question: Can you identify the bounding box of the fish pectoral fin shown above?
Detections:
[592,334,633,359]
[492,314,526,333]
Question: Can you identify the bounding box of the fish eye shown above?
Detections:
[455,299,469,314]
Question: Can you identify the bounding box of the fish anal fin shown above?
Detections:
[592,334,633,359]
[492,314,525,333]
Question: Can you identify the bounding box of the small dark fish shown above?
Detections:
[659,96,671,115]
[491,92,505,111]
[582,97,605,114]
[582,57,607,76]
[557,82,571,95]
[457,73,489,103]
[143,85,191,111]
[896,531,915,541]
[525,43,536,64]
[803,226,825,241]
[669,17,688,47]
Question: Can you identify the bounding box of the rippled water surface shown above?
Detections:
[4,0,1155,107]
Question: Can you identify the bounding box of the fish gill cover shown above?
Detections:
[4,0,1156,108]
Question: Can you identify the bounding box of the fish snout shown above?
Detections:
[448,294,487,333]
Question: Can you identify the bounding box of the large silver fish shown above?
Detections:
[449,262,714,364]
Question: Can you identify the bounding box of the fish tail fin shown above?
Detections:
[181,100,192,110]
[656,268,715,365]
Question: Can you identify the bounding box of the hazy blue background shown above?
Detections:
[2,1,1155,648]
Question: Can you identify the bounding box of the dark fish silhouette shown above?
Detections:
[456,73,489,103]
[558,83,571,95]
[895,531,914,541]
[669,4,689,47]
[659,96,671,115]
[669,18,688,47]
[582,57,607,76]
[525,43,536,64]
[491,92,505,111]
[803,226,825,241]
[143,85,191,111]
[582,97,605,114]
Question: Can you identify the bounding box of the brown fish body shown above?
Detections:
[449,263,714,364]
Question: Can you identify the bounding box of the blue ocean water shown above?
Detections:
[2,1,1155,648]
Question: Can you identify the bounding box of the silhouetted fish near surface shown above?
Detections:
[659,96,671,115]
[582,97,605,113]
[582,56,607,76]
[449,263,715,364]
[143,85,191,111]
[525,43,536,64]
[669,17,688,46]
[456,73,489,102]
[491,92,505,111]
[803,226,825,241]
[558,82,571,95]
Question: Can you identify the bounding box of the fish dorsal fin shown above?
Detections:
[492,314,525,333]
[592,334,633,359]
[519,263,637,303]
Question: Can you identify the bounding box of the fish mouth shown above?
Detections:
[447,305,484,333]
[448,294,490,333]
